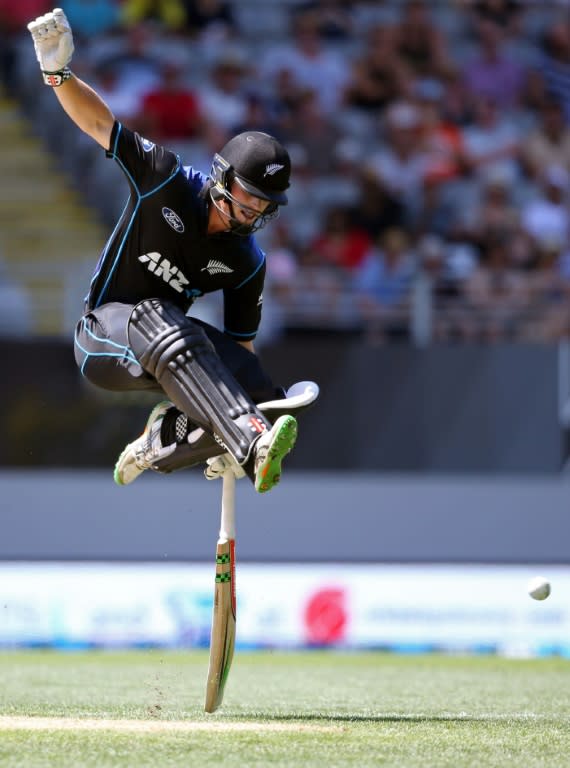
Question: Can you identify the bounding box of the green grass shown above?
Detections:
[0,651,569,767]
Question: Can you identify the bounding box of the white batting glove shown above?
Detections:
[205,454,246,481]
[27,8,74,86]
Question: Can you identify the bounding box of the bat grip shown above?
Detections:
[219,469,236,540]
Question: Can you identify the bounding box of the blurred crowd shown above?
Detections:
[1,0,570,345]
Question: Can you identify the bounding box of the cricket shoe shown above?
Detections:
[114,400,176,486]
[252,414,298,493]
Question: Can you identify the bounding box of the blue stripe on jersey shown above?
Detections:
[94,199,141,308]
[233,250,266,290]
[93,124,181,308]
[223,328,257,339]
[88,197,130,295]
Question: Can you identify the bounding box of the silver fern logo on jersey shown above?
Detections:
[201,260,234,275]
[264,163,284,177]
[162,207,185,233]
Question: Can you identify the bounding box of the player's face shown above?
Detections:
[228,181,271,225]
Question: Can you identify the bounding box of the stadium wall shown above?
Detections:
[1,470,569,563]
[0,339,563,472]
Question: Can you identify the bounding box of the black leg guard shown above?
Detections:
[128,299,271,465]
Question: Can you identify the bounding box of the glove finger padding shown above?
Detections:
[28,8,74,74]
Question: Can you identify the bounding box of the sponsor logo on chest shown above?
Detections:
[138,252,190,293]
[162,207,185,233]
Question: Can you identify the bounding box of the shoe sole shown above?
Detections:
[255,415,298,494]
[113,400,170,486]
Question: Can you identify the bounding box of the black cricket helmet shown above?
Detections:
[210,131,291,234]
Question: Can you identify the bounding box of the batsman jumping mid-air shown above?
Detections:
[28,8,319,492]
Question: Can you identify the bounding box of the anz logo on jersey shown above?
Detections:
[162,207,185,233]
[138,252,190,293]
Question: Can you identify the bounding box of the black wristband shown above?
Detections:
[42,67,72,87]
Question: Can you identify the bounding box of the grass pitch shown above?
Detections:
[0,651,569,767]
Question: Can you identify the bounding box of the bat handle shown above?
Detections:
[219,469,236,540]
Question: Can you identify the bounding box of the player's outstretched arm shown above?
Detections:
[27,8,114,150]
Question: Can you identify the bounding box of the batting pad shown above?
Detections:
[128,299,271,464]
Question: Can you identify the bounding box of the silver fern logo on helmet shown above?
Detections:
[264,163,284,177]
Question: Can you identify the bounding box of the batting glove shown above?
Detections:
[27,8,74,86]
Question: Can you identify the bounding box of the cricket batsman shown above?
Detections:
[27,8,312,493]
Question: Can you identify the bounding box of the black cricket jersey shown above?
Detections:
[86,121,266,340]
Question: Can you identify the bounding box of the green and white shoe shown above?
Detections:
[114,401,175,486]
[253,414,298,493]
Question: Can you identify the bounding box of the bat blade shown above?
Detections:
[204,537,236,713]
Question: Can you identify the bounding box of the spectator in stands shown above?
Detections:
[305,0,354,42]
[519,97,570,182]
[231,92,281,142]
[414,77,469,186]
[462,18,527,109]
[309,204,372,275]
[121,0,187,31]
[410,175,456,241]
[538,20,570,123]
[467,0,524,39]
[353,227,416,343]
[463,233,530,342]
[439,69,475,128]
[393,0,454,81]
[92,22,164,103]
[348,170,406,241]
[521,237,570,342]
[258,222,300,344]
[453,172,523,259]
[92,61,146,127]
[369,101,427,212]
[413,234,476,343]
[136,58,205,143]
[0,0,51,90]
[261,5,350,115]
[343,23,408,116]
[290,241,346,331]
[277,88,341,175]
[462,95,522,185]
[521,165,570,262]
[180,0,236,41]
[197,46,250,135]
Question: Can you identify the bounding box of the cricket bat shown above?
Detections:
[204,469,237,713]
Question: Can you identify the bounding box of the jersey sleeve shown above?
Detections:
[106,121,180,194]
[223,252,266,341]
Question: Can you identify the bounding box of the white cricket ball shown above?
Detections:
[527,576,551,601]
